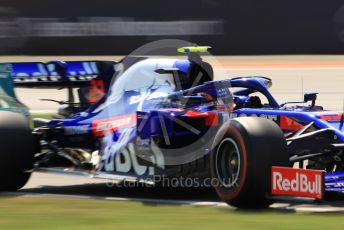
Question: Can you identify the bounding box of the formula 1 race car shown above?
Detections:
[0,46,343,208]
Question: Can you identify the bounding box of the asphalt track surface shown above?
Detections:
[2,55,344,211]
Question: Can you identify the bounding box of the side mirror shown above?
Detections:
[304,93,318,107]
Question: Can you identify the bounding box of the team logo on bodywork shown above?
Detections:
[271,166,324,199]
[92,114,136,136]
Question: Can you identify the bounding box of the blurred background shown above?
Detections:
[1,0,344,55]
[1,0,344,112]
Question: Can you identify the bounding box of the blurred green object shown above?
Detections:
[0,64,29,117]
[0,196,342,230]
[0,64,15,98]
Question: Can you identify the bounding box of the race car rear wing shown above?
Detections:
[0,60,116,105]
[3,61,111,88]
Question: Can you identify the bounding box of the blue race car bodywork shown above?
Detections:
[231,77,343,139]
[4,46,343,206]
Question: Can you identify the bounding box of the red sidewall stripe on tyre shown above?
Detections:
[212,125,248,201]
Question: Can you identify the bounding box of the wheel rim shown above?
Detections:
[215,138,241,188]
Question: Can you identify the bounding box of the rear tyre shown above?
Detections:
[210,117,289,208]
[0,111,34,191]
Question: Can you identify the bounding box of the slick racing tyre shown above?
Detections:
[0,111,34,191]
[210,117,289,208]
